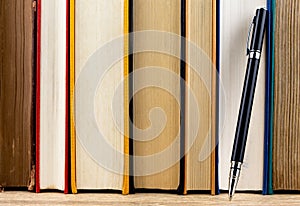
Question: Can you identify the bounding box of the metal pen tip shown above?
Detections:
[228,161,242,201]
[228,177,236,200]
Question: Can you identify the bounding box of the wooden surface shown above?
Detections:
[0,192,300,205]
[273,0,300,190]
[0,0,34,186]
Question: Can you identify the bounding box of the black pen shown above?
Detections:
[228,8,268,200]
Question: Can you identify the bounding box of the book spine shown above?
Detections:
[215,0,220,195]
[268,0,276,195]
[70,0,77,194]
[35,0,42,193]
[128,0,135,194]
[263,0,272,195]
[123,0,130,195]
[211,0,217,195]
[178,0,187,195]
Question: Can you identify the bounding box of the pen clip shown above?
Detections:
[246,16,256,55]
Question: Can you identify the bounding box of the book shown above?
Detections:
[0,0,34,187]
[218,0,267,191]
[131,0,216,193]
[36,0,69,192]
[268,0,276,194]
[132,0,181,190]
[263,0,273,195]
[272,0,300,191]
[72,0,127,192]
[185,0,216,193]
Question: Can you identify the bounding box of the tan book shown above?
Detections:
[272,0,300,190]
[185,0,216,193]
[132,0,181,190]
[0,0,34,187]
[132,0,216,192]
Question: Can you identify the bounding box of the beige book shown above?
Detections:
[75,0,125,190]
[273,0,300,190]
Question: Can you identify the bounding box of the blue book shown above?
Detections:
[263,0,274,195]
[217,0,272,194]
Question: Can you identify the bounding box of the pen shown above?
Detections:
[228,8,268,200]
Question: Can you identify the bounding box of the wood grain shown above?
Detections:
[273,0,300,190]
[0,192,300,206]
[0,0,34,187]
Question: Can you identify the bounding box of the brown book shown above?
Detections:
[273,0,300,190]
[0,0,34,187]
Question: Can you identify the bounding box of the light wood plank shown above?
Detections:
[0,192,300,206]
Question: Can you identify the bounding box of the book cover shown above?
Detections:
[263,0,273,195]
[0,0,34,188]
[268,0,276,194]
[272,0,300,191]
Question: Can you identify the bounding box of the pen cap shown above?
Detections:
[250,8,268,52]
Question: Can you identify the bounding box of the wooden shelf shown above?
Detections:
[0,192,299,205]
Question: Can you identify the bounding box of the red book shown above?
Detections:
[36,0,69,193]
